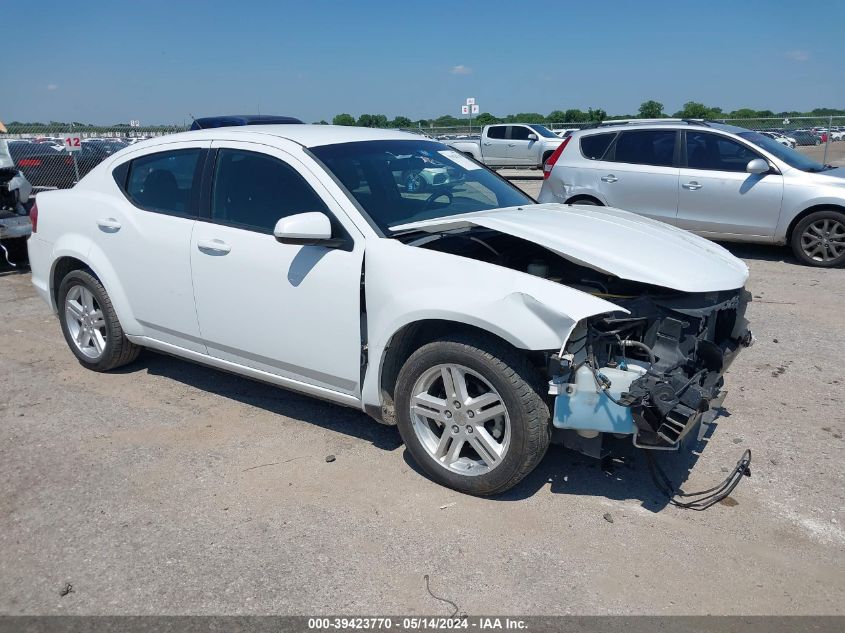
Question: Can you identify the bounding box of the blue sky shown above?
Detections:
[4,0,843,124]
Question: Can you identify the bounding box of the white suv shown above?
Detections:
[539,120,845,267]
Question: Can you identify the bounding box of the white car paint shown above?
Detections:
[27,125,749,421]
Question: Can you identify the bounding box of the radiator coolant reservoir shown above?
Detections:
[552,364,648,435]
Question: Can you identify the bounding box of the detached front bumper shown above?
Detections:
[0,214,32,240]
[551,288,753,455]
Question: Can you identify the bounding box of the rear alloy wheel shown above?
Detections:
[791,210,845,267]
[394,335,550,496]
[58,269,141,371]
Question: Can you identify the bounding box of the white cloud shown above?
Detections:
[450,65,472,75]
[785,50,810,62]
[46,84,58,91]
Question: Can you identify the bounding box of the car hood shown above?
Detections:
[391,203,749,293]
[0,140,13,170]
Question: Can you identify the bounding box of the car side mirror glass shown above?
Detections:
[746,158,769,174]
[527,133,538,141]
[273,211,333,245]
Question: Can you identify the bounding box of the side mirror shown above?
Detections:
[746,158,769,174]
[273,212,333,245]
[526,133,538,141]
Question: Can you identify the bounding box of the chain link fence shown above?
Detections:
[2,123,186,192]
[4,116,844,192]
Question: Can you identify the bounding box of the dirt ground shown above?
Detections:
[0,224,843,614]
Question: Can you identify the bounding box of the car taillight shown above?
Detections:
[543,136,571,180]
[30,202,38,233]
[19,159,42,167]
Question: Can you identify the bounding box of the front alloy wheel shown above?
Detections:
[792,210,845,267]
[410,364,510,475]
[394,334,551,496]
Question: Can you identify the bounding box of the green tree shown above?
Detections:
[638,100,664,118]
[730,108,758,119]
[356,114,388,127]
[433,115,462,127]
[512,112,546,123]
[563,109,588,122]
[587,107,607,122]
[473,112,500,126]
[332,113,355,126]
[674,101,721,119]
[546,110,568,123]
[390,116,413,128]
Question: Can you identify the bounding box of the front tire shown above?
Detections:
[790,209,845,267]
[394,334,551,496]
[57,269,141,371]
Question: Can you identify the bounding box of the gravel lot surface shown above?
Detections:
[1,196,843,615]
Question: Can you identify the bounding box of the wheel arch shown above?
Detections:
[565,194,604,206]
[369,319,549,425]
[49,241,141,335]
[785,203,845,243]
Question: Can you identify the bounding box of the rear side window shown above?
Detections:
[124,149,202,216]
[611,130,676,167]
[487,126,507,139]
[580,133,615,160]
[211,149,329,233]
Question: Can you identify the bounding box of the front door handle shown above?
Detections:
[508,143,516,147]
[682,181,703,190]
[96,218,121,232]
[483,142,492,146]
[196,238,231,255]
[600,175,618,183]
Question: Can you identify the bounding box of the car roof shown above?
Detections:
[189,114,303,130]
[135,124,425,150]
[576,120,750,136]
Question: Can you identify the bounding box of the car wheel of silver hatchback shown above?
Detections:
[409,363,511,476]
[64,284,107,360]
[800,217,845,263]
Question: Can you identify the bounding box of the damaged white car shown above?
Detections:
[27,126,752,495]
[0,136,33,266]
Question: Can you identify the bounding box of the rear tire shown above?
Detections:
[790,209,845,267]
[394,334,551,496]
[57,269,141,371]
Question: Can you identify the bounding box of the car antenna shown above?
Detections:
[189,113,202,130]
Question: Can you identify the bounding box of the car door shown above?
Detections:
[594,129,680,225]
[190,141,365,397]
[481,125,510,166]
[99,142,209,352]
[676,131,783,239]
[506,125,536,166]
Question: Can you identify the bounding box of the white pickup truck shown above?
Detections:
[444,124,564,169]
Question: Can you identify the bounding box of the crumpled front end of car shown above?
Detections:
[550,287,753,457]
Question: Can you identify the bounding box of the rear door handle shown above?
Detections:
[483,142,492,146]
[600,175,618,183]
[508,143,516,147]
[96,218,121,232]
[682,181,703,190]
[196,238,231,255]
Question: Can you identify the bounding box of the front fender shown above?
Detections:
[360,239,625,411]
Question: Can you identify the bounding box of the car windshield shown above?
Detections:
[310,139,534,234]
[738,131,828,172]
[528,125,559,138]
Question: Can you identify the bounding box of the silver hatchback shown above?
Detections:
[539,120,845,267]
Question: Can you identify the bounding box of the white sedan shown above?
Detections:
[27,125,752,495]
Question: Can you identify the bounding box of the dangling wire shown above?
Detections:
[645,448,751,511]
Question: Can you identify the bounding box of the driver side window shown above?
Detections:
[509,126,532,141]
[686,132,761,172]
[211,149,329,233]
